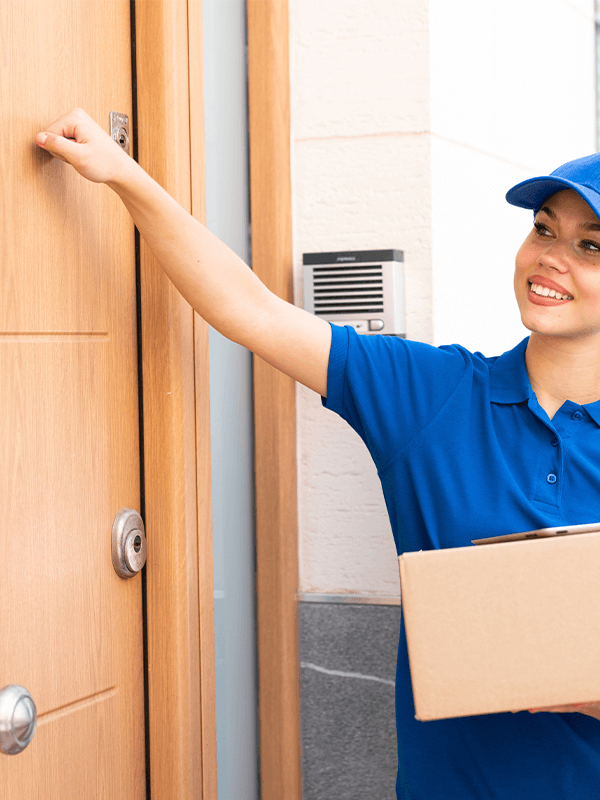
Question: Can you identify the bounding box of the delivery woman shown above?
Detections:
[36,109,600,799]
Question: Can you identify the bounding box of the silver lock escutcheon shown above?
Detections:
[109,111,130,155]
[0,685,37,755]
[112,508,147,579]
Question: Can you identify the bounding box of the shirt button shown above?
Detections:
[547,473,557,484]
[572,410,583,420]
[551,436,559,447]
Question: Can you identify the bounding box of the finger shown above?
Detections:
[35,133,67,162]
[529,703,588,713]
[36,131,80,164]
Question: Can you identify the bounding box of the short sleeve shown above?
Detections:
[322,323,471,472]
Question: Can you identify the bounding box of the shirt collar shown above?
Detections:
[489,336,600,427]
[489,337,533,405]
[583,399,600,427]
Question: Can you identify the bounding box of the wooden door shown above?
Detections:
[1,1,145,796]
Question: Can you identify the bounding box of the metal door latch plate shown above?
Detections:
[110,111,130,155]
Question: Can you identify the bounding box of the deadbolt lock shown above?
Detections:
[112,508,147,579]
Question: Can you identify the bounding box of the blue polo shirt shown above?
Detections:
[322,322,600,799]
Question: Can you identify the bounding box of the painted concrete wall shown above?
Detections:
[290,0,596,597]
[290,0,431,598]
[430,0,596,355]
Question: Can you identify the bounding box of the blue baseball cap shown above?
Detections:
[506,152,600,220]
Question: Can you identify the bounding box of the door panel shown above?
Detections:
[1,0,144,796]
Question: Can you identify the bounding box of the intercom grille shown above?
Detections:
[311,264,384,316]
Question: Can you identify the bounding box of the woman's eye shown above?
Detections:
[581,240,600,252]
[534,222,552,237]
[532,222,600,252]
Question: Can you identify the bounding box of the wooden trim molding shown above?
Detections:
[247,2,303,799]
[135,0,217,796]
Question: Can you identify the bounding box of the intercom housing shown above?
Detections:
[302,249,405,335]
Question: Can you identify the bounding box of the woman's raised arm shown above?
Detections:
[36,108,331,397]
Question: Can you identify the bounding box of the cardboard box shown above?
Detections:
[398,531,600,721]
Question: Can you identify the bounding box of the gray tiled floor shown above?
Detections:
[299,602,401,800]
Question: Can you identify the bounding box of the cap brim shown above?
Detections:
[506,176,600,220]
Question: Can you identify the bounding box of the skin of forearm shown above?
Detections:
[106,160,270,347]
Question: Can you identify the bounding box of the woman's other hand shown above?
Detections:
[528,702,600,720]
[36,108,132,184]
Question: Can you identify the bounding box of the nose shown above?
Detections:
[537,241,569,273]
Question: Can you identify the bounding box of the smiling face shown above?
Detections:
[514,189,600,341]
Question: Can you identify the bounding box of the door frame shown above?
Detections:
[134,1,217,797]
[135,2,300,798]
[247,2,303,799]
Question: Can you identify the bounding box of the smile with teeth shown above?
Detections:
[529,282,573,301]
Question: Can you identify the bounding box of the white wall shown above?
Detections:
[290,0,431,597]
[430,0,596,355]
[290,0,596,596]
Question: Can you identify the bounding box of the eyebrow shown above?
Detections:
[539,204,600,233]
